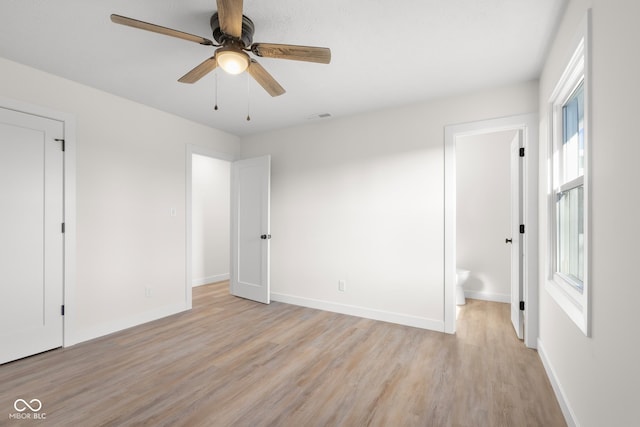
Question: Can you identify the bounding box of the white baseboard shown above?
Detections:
[271,292,444,332]
[464,290,510,303]
[537,338,578,427]
[65,302,188,347]
[192,273,229,287]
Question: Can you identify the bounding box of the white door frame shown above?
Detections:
[0,96,77,347]
[185,145,235,309]
[444,113,538,348]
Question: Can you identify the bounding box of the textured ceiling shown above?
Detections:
[0,1,566,136]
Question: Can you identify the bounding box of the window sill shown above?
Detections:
[545,274,589,335]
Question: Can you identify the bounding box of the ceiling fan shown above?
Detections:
[110,0,331,97]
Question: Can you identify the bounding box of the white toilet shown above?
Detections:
[456,268,470,305]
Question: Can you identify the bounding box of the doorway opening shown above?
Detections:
[185,146,234,309]
[456,130,516,304]
[191,154,231,287]
[186,149,272,308]
[444,114,538,348]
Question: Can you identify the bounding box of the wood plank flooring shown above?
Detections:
[0,282,566,426]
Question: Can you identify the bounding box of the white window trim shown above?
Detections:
[558,175,583,195]
[546,10,591,336]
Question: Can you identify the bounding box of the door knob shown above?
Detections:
[260,234,271,240]
[505,238,513,244]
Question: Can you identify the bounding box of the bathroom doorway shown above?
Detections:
[444,114,538,348]
[456,130,515,304]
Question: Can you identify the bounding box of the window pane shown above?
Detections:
[562,82,585,183]
[557,185,584,289]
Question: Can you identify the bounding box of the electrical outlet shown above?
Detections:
[338,280,346,292]
[145,287,152,297]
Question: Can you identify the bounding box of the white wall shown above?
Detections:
[191,154,230,286]
[537,1,640,425]
[0,57,240,345]
[457,130,515,302]
[241,81,538,330]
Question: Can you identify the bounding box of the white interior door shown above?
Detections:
[510,131,524,339]
[0,107,64,364]
[231,155,270,304]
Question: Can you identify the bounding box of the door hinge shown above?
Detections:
[61,223,65,233]
[61,305,65,316]
[55,138,65,152]
[519,147,525,157]
[519,224,525,234]
[519,301,525,311]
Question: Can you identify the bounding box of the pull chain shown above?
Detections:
[246,74,251,121]
[214,72,218,111]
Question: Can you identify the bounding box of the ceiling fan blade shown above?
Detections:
[216,0,244,39]
[110,14,214,46]
[247,60,285,97]
[251,43,331,64]
[178,57,218,84]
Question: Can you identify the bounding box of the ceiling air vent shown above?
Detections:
[307,113,332,120]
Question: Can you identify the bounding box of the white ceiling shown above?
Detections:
[0,1,566,136]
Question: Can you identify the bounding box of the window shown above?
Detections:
[557,83,585,290]
[547,13,590,335]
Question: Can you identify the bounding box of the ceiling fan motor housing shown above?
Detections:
[210,13,255,47]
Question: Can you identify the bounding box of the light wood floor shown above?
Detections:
[0,282,565,426]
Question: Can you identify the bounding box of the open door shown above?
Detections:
[230,155,271,304]
[509,131,524,339]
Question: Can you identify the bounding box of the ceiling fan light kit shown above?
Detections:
[215,47,249,75]
[110,0,331,112]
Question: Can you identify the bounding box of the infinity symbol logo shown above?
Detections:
[14,398,42,412]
